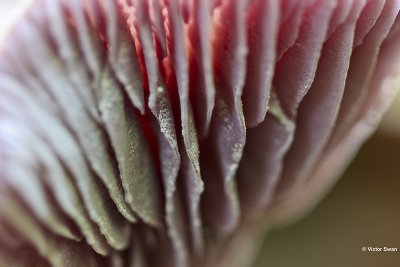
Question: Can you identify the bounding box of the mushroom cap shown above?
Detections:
[0,0,399,266]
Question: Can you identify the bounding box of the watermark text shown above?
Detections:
[362,246,398,252]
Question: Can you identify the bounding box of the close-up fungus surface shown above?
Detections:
[0,0,400,266]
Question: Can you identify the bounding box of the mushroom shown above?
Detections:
[0,0,399,266]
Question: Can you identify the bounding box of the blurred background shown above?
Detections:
[1,1,399,266]
[254,110,400,267]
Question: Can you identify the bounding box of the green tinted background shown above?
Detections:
[253,113,400,266]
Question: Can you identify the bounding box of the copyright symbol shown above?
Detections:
[362,247,366,251]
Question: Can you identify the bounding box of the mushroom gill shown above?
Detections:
[0,0,399,266]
